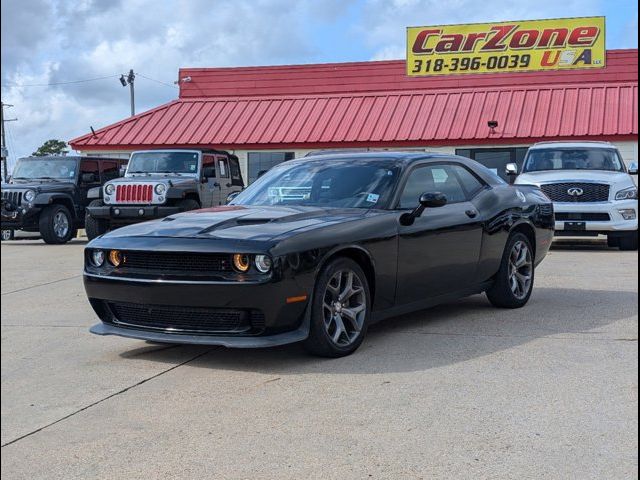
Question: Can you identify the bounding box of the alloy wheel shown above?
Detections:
[322,269,367,347]
[53,211,70,239]
[508,240,533,300]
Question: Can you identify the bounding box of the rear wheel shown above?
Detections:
[303,258,371,358]
[618,230,638,251]
[486,233,535,308]
[85,200,110,240]
[1,229,14,241]
[39,204,75,244]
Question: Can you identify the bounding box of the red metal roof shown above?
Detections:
[70,49,638,150]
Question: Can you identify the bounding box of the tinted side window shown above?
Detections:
[101,161,119,181]
[202,155,216,177]
[80,160,100,183]
[229,159,243,186]
[399,164,480,208]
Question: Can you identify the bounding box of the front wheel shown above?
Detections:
[618,230,638,251]
[39,204,75,244]
[1,229,14,241]
[486,233,535,308]
[303,258,371,358]
[85,200,110,240]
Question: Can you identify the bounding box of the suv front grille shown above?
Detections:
[107,302,265,334]
[540,183,610,203]
[555,212,611,221]
[118,250,233,273]
[1,191,23,207]
[115,184,153,203]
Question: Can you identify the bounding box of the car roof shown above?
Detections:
[296,150,454,164]
[19,155,123,161]
[529,141,617,150]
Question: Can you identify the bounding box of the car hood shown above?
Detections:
[102,205,374,242]
[2,181,75,192]
[109,176,196,186]
[516,170,634,186]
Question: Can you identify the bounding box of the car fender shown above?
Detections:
[33,192,78,218]
[166,187,199,200]
[88,186,102,200]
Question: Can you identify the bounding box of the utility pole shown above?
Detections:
[1,102,17,182]
[119,70,136,116]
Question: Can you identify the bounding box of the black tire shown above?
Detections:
[618,230,639,251]
[177,198,201,211]
[1,229,14,241]
[85,200,110,240]
[303,257,371,358]
[486,232,535,309]
[39,204,75,244]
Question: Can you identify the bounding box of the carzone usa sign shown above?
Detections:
[406,17,605,76]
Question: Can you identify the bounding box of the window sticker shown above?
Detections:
[189,164,196,171]
[366,193,380,204]
[432,169,449,183]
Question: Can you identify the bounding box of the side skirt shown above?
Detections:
[371,281,493,324]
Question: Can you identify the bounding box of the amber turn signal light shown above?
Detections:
[108,250,123,267]
[232,254,250,272]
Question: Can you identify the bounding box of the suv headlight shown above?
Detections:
[615,187,638,201]
[154,183,166,195]
[23,190,36,203]
[104,184,115,195]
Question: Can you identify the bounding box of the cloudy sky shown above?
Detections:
[1,0,637,164]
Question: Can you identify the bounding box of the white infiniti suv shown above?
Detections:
[514,141,638,250]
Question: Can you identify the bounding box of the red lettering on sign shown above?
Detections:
[538,28,569,48]
[568,26,599,46]
[510,29,540,49]
[461,32,488,52]
[412,29,441,54]
[480,25,517,51]
[434,34,464,53]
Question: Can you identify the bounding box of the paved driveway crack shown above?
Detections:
[1,347,215,448]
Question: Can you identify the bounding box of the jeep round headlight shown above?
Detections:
[154,183,166,195]
[255,255,272,273]
[232,254,250,272]
[23,190,35,202]
[90,249,105,267]
[104,184,115,195]
[616,186,638,201]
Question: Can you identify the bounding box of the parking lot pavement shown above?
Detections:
[1,240,637,479]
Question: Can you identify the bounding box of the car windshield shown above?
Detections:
[127,152,199,174]
[523,148,625,173]
[231,159,401,209]
[12,158,78,180]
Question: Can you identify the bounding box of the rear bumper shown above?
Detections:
[553,199,638,233]
[88,204,182,222]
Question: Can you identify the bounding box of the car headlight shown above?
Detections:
[23,190,35,202]
[232,254,250,272]
[615,187,638,201]
[255,255,272,273]
[154,183,166,195]
[104,184,115,195]
[90,249,105,267]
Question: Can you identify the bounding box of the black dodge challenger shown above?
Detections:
[84,152,554,357]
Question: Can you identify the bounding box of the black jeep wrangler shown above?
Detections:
[1,156,127,244]
[85,149,244,240]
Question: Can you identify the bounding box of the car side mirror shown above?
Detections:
[505,163,519,184]
[81,173,97,183]
[400,192,447,226]
[629,162,638,175]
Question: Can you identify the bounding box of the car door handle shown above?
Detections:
[465,209,478,218]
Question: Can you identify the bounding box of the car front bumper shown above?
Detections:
[553,199,638,234]
[84,272,313,347]
[87,204,182,222]
[1,206,41,230]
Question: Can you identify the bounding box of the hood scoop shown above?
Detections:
[200,217,273,233]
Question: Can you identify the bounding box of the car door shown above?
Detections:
[216,156,233,204]
[78,159,101,211]
[199,154,221,207]
[395,162,485,305]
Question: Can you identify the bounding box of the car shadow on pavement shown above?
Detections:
[118,287,638,374]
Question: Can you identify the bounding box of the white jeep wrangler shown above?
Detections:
[513,141,638,251]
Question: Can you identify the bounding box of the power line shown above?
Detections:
[1,74,120,88]
[137,73,178,89]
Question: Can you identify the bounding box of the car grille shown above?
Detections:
[540,183,610,203]
[107,301,265,334]
[1,190,23,206]
[119,250,232,273]
[115,184,153,203]
[555,212,611,222]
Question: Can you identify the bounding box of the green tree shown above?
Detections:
[32,139,68,156]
